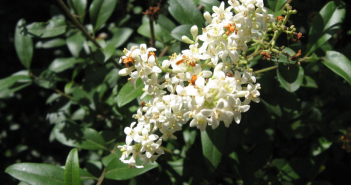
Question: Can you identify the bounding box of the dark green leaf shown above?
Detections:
[116,78,144,107]
[323,51,351,85]
[268,0,288,12]
[301,75,318,88]
[312,137,333,156]
[307,1,346,56]
[67,0,87,24]
[53,121,108,150]
[103,44,116,62]
[15,19,33,69]
[49,58,85,73]
[35,70,57,89]
[64,148,81,185]
[67,31,85,57]
[0,71,31,98]
[79,169,97,181]
[277,63,304,92]
[171,24,193,42]
[199,0,220,12]
[107,27,133,48]
[137,17,174,44]
[201,123,228,170]
[5,163,64,185]
[168,0,204,29]
[36,38,66,49]
[89,0,117,32]
[104,158,158,180]
[26,18,67,38]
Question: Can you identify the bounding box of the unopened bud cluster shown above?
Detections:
[117,0,274,168]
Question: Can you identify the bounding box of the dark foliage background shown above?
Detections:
[1,0,351,184]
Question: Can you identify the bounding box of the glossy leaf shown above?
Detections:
[107,27,133,48]
[26,18,67,38]
[79,169,97,181]
[137,16,175,44]
[168,0,204,29]
[0,71,31,98]
[35,70,57,89]
[67,0,87,24]
[49,58,85,73]
[64,148,81,185]
[201,124,227,170]
[268,0,288,12]
[15,19,33,69]
[116,78,144,107]
[307,1,346,56]
[89,0,117,32]
[36,38,66,49]
[171,24,193,42]
[104,158,158,180]
[301,75,318,88]
[67,31,85,57]
[53,121,108,150]
[199,0,220,12]
[323,51,351,85]
[277,64,304,92]
[103,44,116,62]
[5,163,64,185]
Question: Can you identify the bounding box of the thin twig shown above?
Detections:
[148,0,156,48]
[253,65,278,74]
[198,5,203,10]
[55,89,72,99]
[158,46,169,58]
[96,168,106,185]
[55,0,101,48]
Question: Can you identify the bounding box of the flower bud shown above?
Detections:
[190,25,198,40]
[203,11,212,23]
[182,36,195,44]
[292,10,297,14]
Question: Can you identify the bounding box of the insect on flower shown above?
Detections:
[176,55,196,67]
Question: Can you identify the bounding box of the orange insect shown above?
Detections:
[276,16,284,22]
[148,51,156,59]
[176,55,196,67]
[292,32,304,42]
[291,50,301,61]
[122,53,134,68]
[188,75,198,85]
[260,52,271,60]
[224,23,238,36]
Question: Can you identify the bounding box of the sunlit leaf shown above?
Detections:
[116,78,144,107]
[107,27,133,48]
[15,19,33,69]
[168,0,204,29]
[0,71,31,98]
[323,51,351,85]
[26,18,67,38]
[5,163,65,185]
[67,31,85,57]
[64,148,81,185]
[307,1,346,56]
[89,0,117,32]
[49,58,85,73]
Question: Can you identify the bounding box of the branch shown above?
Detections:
[55,0,101,48]
[253,65,278,74]
[96,168,106,185]
[158,46,169,58]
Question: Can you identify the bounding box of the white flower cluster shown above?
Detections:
[117,0,273,168]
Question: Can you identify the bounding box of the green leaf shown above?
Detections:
[5,163,64,185]
[323,51,351,85]
[64,148,81,185]
[103,44,116,62]
[67,31,85,57]
[107,27,133,48]
[53,121,108,150]
[268,0,288,12]
[49,58,85,73]
[307,1,346,56]
[0,71,31,98]
[36,38,66,49]
[277,64,304,92]
[199,0,220,12]
[201,123,228,171]
[67,0,87,24]
[301,75,318,88]
[171,24,193,42]
[79,169,97,181]
[116,78,144,107]
[104,158,158,180]
[137,16,175,44]
[168,0,204,29]
[35,70,57,89]
[26,18,67,38]
[15,19,33,69]
[89,0,117,32]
